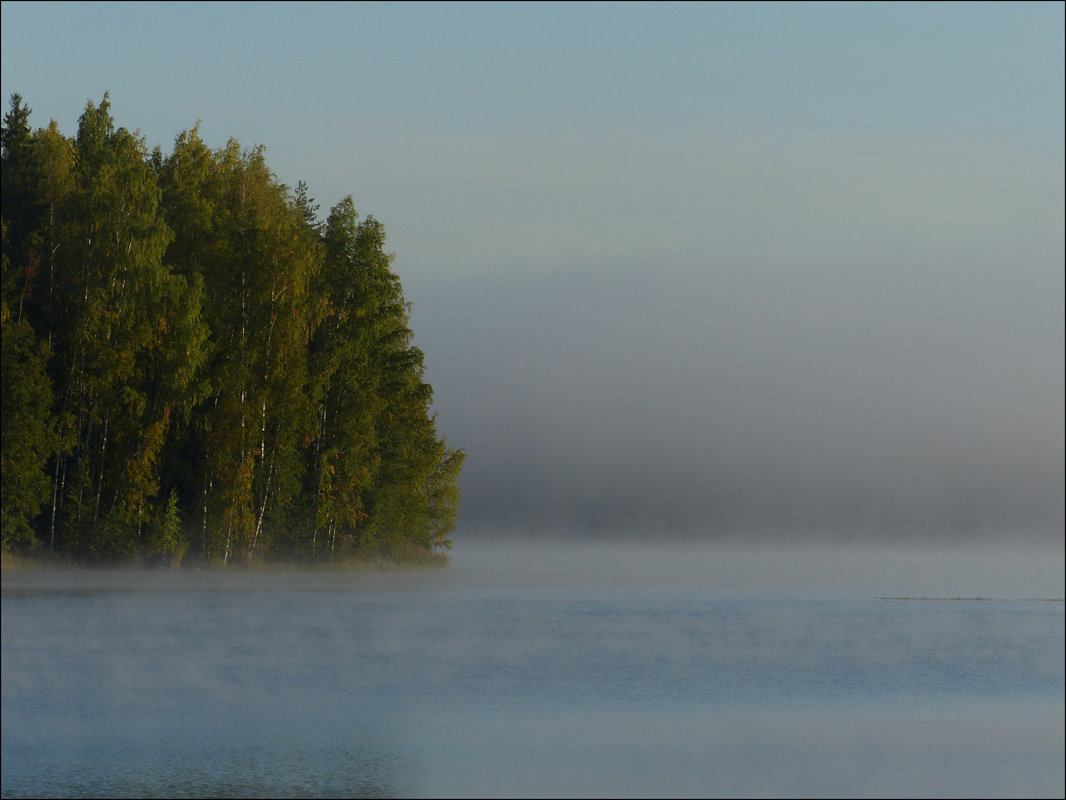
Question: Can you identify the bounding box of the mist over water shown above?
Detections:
[446,537,1066,596]
[3,538,1063,799]
[408,253,1064,545]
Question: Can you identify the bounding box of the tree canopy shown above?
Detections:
[1,93,464,567]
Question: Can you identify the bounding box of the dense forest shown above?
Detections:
[0,93,464,567]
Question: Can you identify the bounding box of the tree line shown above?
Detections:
[1,93,464,567]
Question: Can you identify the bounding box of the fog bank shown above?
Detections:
[411,247,1064,545]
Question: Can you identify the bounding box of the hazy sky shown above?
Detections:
[2,1,1063,545]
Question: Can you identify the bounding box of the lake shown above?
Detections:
[2,540,1063,798]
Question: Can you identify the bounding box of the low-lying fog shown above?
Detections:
[445,537,1066,597]
[6,538,1063,598]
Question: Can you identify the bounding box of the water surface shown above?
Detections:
[3,541,1063,798]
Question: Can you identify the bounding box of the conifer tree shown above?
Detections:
[0,233,63,551]
[311,198,463,559]
[0,95,68,552]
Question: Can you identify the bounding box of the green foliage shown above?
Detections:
[0,316,61,551]
[145,488,187,567]
[38,94,195,559]
[0,93,463,567]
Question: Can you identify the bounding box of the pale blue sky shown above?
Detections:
[3,1,1063,542]
[2,2,1062,279]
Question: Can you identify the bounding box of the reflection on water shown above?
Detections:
[2,541,1063,798]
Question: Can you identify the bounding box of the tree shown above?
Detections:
[310,198,464,560]
[160,133,319,563]
[1,94,42,325]
[44,95,206,560]
[0,234,65,551]
[1,93,463,566]
[1,95,69,553]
